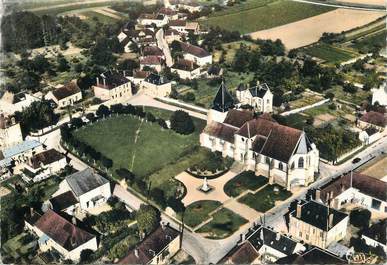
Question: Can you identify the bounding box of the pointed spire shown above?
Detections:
[212,79,235,112]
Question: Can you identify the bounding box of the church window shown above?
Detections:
[278,163,283,171]
[265,157,270,164]
[291,162,295,170]
[298,157,304,168]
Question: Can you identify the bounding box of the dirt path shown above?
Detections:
[94,8,123,19]
[249,8,386,49]
[130,119,144,171]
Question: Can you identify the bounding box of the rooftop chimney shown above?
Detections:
[328,213,334,229]
[296,203,302,218]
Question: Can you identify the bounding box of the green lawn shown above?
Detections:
[184,200,221,228]
[179,71,254,108]
[201,0,334,34]
[224,171,268,197]
[303,43,357,64]
[351,30,387,54]
[238,184,292,212]
[196,208,248,239]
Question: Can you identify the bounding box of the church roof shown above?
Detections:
[223,109,254,128]
[212,81,234,112]
[202,121,237,143]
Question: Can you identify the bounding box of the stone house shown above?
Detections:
[171,59,201,79]
[137,13,169,27]
[141,73,172,98]
[288,200,349,249]
[140,56,164,73]
[180,42,212,66]
[46,81,82,108]
[25,209,97,262]
[236,83,273,113]
[0,140,43,170]
[93,70,133,102]
[0,114,23,149]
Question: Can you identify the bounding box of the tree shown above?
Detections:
[101,156,113,170]
[350,209,371,228]
[57,54,70,72]
[96,104,110,118]
[115,168,135,183]
[150,188,166,208]
[170,110,195,135]
[15,71,41,92]
[80,249,94,263]
[136,204,160,235]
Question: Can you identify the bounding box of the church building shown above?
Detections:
[200,82,319,191]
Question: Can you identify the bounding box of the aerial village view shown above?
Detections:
[0,0,386,264]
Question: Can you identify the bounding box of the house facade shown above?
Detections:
[288,200,349,249]
[25,210,97,261]
[236,83,273,113]
[140,56,163,72]
[137,13,169,27]
[53,168,111,211]
[201,83,319,191]
[171,59,201,79]
[119,224,180,264]
[222,226,305,264]
[141,73,172,98]
[371,82,387,106]
[317,172,387,213]
[0,114,23,149]
[24,148,67,182]
[0,140,43,170]
[46,82,82,108]
[180,42,212,66]
[93,70,132,102]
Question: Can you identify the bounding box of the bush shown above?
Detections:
[150,188,166,208]
[136,204,160,235]
[96,104,110,117]
[350,209,371,228]
[115,168,135,183]
[170,110,195,135]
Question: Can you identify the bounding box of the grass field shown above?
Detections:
[196,208,248,239]
[302,43,358,64]
[351,30,387,53]
[201,0,334,34]
[213,40,259,64]
[178,71,254,108]
[184,200,221,228]
[224,171,268,197]
[238,184,292,212]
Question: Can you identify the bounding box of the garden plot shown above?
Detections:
[313,113,336,127]
[250,9,385,49]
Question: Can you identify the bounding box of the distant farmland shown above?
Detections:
[200,0,334,34]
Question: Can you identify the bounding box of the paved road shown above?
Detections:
[156,28,173,67]
[27,96,387,264]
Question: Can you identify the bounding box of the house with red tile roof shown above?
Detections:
[46,81,82,108]
[180,42,212,66]
[201,82,319,191]
[358,111,386,130]
[315,171,387,213]
[140,56,164,73]
[25,210,97,261]
[171,59,200,79]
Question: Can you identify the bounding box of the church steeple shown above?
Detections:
[212,80,234,113]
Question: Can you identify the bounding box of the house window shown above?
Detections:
[298,157,304,168]
[371,199,381,210]
[266,157,270,164]
[278,162,283,171]
[299,231,302,237]
[306,234,309,240]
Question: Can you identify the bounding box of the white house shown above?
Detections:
[361,220,387,254]
[158,7,179,20]
[46,81,82,108]
[288,200,349,249]
[140,56,164,73]
[223,226,306,264]
[141,73,172,98]
[24,149,67,182]
[371,82,387,106]
[358,127,382,145]
[118,27,156,52]
[137,13,169,27]
[0,140,43,170]
[169,20,200,35]
[317,172,387,213]
[165,29,182,44]
[53,168,111,211]
[236,83,273,113]
[119,224,180,264]
[0,114,23,149]
[93,70,132,102]
[25,210,97,261]
[0,91,41,115]
[180,42,212,66]
[201,82,319,191]
[171,59,200,79]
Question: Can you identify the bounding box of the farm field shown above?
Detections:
[213,40,259,64]
[351,30,387,53]
[250,9,385,49]
[287,92,325,109]
[201,0,334,34]
[302,43,358,64]
[359,155,387,180]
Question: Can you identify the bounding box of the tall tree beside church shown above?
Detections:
[170,110,195,135]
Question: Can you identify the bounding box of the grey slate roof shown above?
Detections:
[65,168,109,197]
[212,81,234,112]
